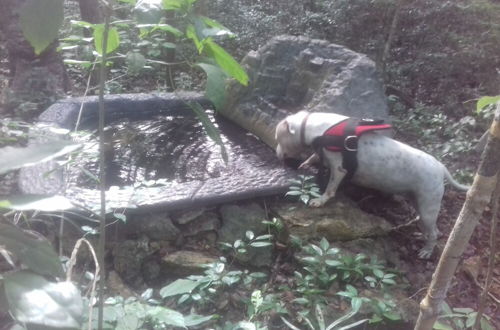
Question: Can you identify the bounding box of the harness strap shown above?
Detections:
[300,112,312,147]
[311,117,390,183]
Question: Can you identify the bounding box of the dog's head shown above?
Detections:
[275,111,310,161]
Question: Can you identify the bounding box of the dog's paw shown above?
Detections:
[309,198,326,207]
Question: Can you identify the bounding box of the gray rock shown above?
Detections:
[221,35,389,148]
[273,195,392,241]
[218,203,273,267]
[125,213,181,241]
[161,250,218,276]
[112,236,159,287]
[178,211,221,237]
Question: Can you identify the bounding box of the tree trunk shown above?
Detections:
[0,0,70,118]
[77,0,103,36]
[414,103,500,329]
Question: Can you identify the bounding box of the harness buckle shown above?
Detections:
[344,135,358,151]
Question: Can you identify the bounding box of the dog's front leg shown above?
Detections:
[298,153,320,170]
[310,152,346,207]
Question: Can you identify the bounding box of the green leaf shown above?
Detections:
[159,279,198,298]
[373,268,384,279]
[433,321,454,330]
[186,24,203,53]
[285,190,303,196]
[300,194,310,204]
[136,23,183,37]
[203,38,249,86]
[63,59,93,67]
[465,312,477,328]
[0,223,64,277]
[325,260,342,267]
[319,238,330,251]
[70,20,95,29]
[250,242,272,247]
[184,314,215,327]
[246,231,255,240]
[200,16,234,37]
[383,312,401,321]
[197,63,227,111]
[147,306,185,327]
[126,51,146,74]
[4,270,82,327]
[188,102,228,162]
[19,0,64,55]
[453,307,474,314]
[476,96,500,113]
[0,195,73,211]
[351,297,362,312]
[480,318,494,330]
[0,140,81,175]
[93,25,120,55]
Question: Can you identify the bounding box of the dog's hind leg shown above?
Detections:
[310,152,346,207]
[416,188,444,259]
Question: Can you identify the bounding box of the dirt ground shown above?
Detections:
[352,184,500,328]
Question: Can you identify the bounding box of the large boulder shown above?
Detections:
[221,35,389,148]
[272,195,392,242]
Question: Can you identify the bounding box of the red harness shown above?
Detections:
[312,117,392,182]
[323,119,392,151]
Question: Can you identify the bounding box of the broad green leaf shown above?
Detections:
[162,0,184,10]
[0,223,64,277]
[136,23,183,37]
[19,0,64,55]
[319,237,329,251]
[201,16,234,37]
[383,312,401,321]
[0,195,73,211]
[4,271,82,327]
[188,102,228,162]
[314,304,325,330]
[481,318,494,330]
[0,140,81,175]
[184,314,215,327]
[453,307,474,314]
[285,190,302,196]
[187,24,203,53]
[325,260,343,267]
[433,320,454,330]
[126,51,146,74]
[159,279,198,298]
[93,25,120,55]
[147,306,185,327]
[197,63,227,111]
[250,242,272,247]
[476,95,500,113]
[134,0,163,24]
[70,20,95,29]
[204,39,249,86]
[373,268,384,278]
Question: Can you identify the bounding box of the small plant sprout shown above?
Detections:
[286,175,322,205]
[219,230,273,258]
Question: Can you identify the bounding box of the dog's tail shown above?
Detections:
[443,166,471,191]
